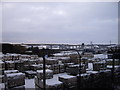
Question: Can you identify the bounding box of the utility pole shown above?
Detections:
[43,55,46,90]
[75,50,81,90]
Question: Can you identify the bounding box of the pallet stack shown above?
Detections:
[51,64,65,74]
[46,58,58,65]
[106,59,120,65]
[93,62,107,71]
[36,69,53,80]
[14,60,24,72]
[4,70,25,89]
[30,64,43,71]
[58,74,77,89]
[66,64,86,75]
[0,60,5,83]
[35,69,63,90]
[5,61,15,70]
[24,70,36,79]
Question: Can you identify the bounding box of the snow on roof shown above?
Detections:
[6,72,25,77]
[106,59,119,61]
[94,54,108,59]
[31,64,43,67]
[53,53,65,56]
[65,63,74,65]
[58,74,76,79]
[46,58,57,61]
[5,53,21,56]
[25,71,36,74]
[46,56,70,61]
[107,65,120,69]
[37,69,53,73]
[99,69,111,73]
[22,59,29,61]
[21,55,30,57]
[38,57,43,60]
[93,61,106,64]
[41,78,63,86]
[5,61,14,63]
[4,70,19,74]
[86,71,99,74]
[79,73,90,77]
[58,57,70,60]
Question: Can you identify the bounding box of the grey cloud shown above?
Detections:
[2,2,118,44]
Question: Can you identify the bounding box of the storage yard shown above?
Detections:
[0,44,120,90]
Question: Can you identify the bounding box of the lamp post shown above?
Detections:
[75,50,82,89]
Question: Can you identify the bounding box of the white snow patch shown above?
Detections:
[94,54,108,59]
[6,72,25,77]
[58,74,76,79]
[25,78,35,88]
[37,69,53,73]
[88,63,93,70]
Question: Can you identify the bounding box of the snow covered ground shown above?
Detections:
[94,54,108,59]
[0,78,35,89]
[25,78,35,89]
[0,73,68,89]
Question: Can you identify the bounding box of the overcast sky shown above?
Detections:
[2,2,118,44]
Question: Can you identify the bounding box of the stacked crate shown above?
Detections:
[30,64,52,71]
[56,57,71,63]
[106,59,120,65]
[66,65,79,75]
[66,64,86,75]
[30,55,38,59]
[22,59,36,71]
[77,73,90,88]
[64,63,74,72]
[4,70,19,75]
[14,60,24,72]
[58,64,65,73]
[5,61,15,70]
[58,74,77,89]
[46,58,58,65]
[86,71,100,88]
[51,64,65,74]
[69,54,79,64]
[4,70,25,89]
[24,70,36,79]
[82,53,94,59]
[36,58,43,64]
[29,60,37,65]
[0,61,5,74]
[115,67,120,85]
[81,57,89,68]
[30,64,43,71]
[35,69,63,90]
[0,61,5,83]
[93,62,107,71]
[4,70,19,84]
[97,70,112,88]
[5,73,25,89]
[36,69,53,80]
[23,65,30,71]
